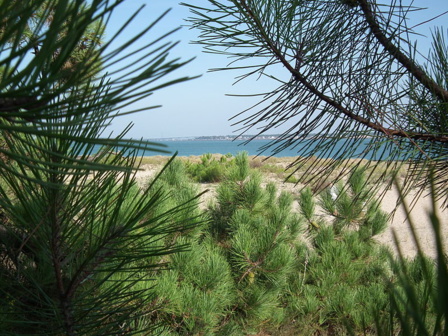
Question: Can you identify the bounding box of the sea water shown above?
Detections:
[129,138,395,160]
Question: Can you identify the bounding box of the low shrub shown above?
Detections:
[185,153,235,182]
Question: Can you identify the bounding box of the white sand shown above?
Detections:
[374,186,447,259]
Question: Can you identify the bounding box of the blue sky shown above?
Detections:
[106,1,448,139]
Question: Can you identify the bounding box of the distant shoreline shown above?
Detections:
[93,137,389,159]
[148,134,375,142]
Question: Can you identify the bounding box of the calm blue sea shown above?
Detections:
[131,138,393,160]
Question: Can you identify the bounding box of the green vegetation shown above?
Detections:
[109,152,442,335]
[185,153,234,182]
[0,0,446,335]
[0,0,196,334]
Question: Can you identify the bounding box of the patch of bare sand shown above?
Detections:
[374,186,447,259]
[133,164,159,186]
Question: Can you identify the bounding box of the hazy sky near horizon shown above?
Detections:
[106,1,448,139]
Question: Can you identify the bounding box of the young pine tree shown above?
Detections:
[0,1,196,334]
[209,152,304,333]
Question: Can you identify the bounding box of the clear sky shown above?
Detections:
[106,0,448,139]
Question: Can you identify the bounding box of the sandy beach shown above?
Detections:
[374,186,447,259]
[133,157,447,259]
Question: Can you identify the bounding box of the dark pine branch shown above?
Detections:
[237,0,448,144]
[358,0,448,103]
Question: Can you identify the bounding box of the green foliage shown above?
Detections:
[155,237,235,335]
[0,125,199,335]
[186,153,234,182]
[146,155,448,336]
[146,153,304,334]
[284,170,392,334]
[284,174,299,184]
[0,0,196,334]
[142,161,236,334]
[208,153,303,332]
[298,187,319,229]
[145,153,421,336]
[319,167,387,237]
[145,158,206,238]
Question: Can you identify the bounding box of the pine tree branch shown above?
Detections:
[358,0,448,103]
[0,96,47,112]
[237,0,448,143]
